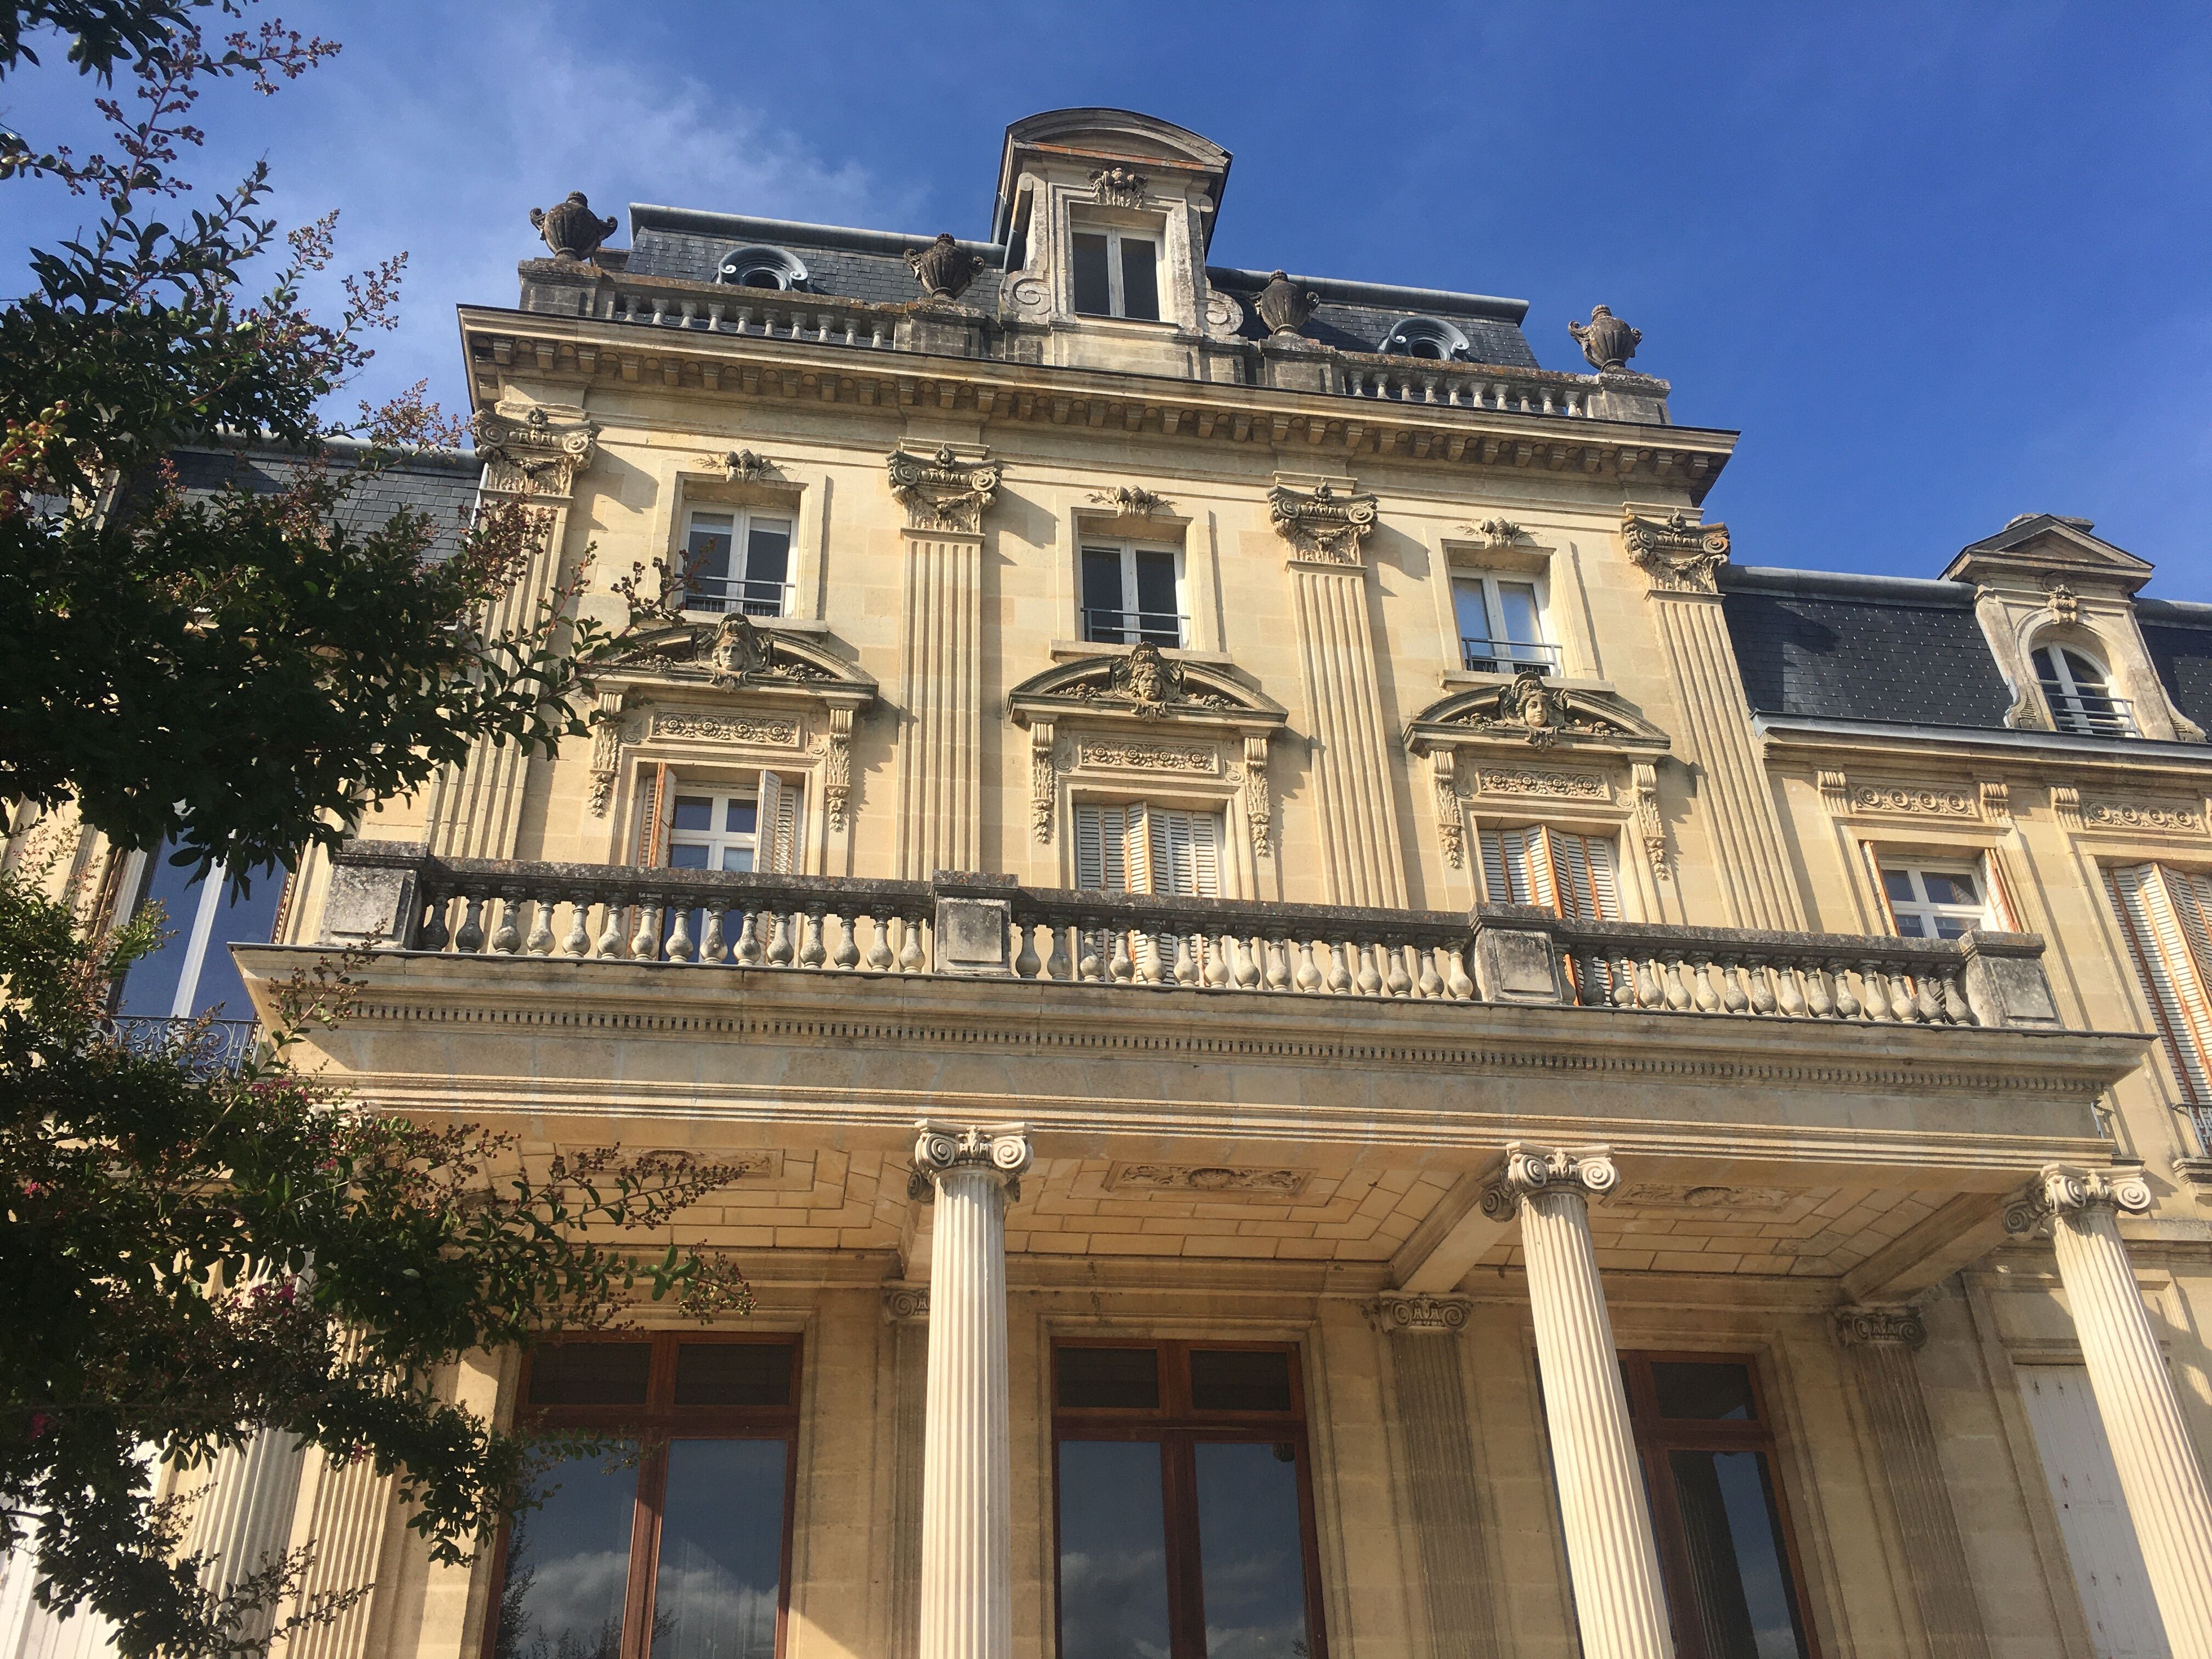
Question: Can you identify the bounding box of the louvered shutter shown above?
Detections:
[1862,840,1902,934]
[768,774,802,874]
[1551,830,1620,924]
[1478,827,1618,921]
[1982,851,2023,931]
[1074,803,1132,893]
[2107,864,2212,1108]
[636,764,673,866]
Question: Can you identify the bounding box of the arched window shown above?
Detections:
[2034,644,2134,736]
[715,246,809,291]
[1382,315,1471,362]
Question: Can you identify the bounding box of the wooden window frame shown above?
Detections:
[1876,859,1996,941]
[1067,218,1165,322]
[482,1333,803,1659]
[1618,1350,1822,1659]
[1049,1338,1328,1659]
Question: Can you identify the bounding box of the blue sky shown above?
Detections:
[7,1,2209,594]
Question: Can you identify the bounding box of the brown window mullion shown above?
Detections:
[623,1441,670,1659]
[1160,1432,1207,1659]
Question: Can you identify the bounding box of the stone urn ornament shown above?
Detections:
[906,232,983,303]
[1255,269,1318,337]
[529,191,619,261]
[1567,304,1642,373]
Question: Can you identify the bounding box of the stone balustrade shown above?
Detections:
[1341,359,1601,416]
[317,845,2065,1030]
[602,283,902,349]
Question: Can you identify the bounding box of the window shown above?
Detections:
[682,509,792,617]
[1081,542,1184,646]
[1618,1354,1818,1659]
[110,838,285,1063]
[1878,864,1994,940]
[1052,1341,1324,1659]
[639,771,800,875]
[1073,800,1223,981]
[2105,864,2212,1128]
[714,245,808,291]
[668,791,760,873]
[2035,645,2134,737]
[1070,223,1161,321]
[1381,315,1471,361]
[489,1336,798,1659]
[1453,574,1554,674]
[1479,827,1620,923]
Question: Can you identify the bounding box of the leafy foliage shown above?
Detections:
[1,865,752,1659]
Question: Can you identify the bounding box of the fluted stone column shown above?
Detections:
[1834,1307,1991,1659]
[1485,1145,1673,1659]
[910,1122,1031,1659]
[182,1425,308,1644]
[2007,1164,2212,1652]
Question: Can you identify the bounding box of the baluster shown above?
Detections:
[1828,961,1861,1019]
[1445,945,1476,1001]
[1263,936,1291,991]
[1045,925,1073,981]
[766,912,794,967]
[1172,935,1199,986]
[665,906,696,963]
[1322,943,1351,995]
[735,910,765,966]
[1384,945,1413,997]
[898,913,928,973]
[488,893,522,955]
[453,891,487,953]
[1690,957,1721,1013]
[1742,957,1775,1014]
[702,905,729,964]
[1355,942,1384,996]
[1893,970,1922,1023]
[1137,933,1166,985]
[832,912,860,970]
[1604,955,1633,1006]
[595,903,625,958]
[1940,967,1973,1025]
[799,908,827,969]
[1416,946,1443,1000]
[1859,962,1893,1021]
[1912,972,1943,1023]
[1716,959,1749,1013]
[419,894,450,951]
[1634,958,1664,1008]
[524,896,556,956]
[561,896,592,958]
[1793,963,1825,1018]
[630,905,661,961]
[1204,936,1231,988]
[857,911,889,970]
[1234,936,1262,990]
[734,306,754,332]
[1110,929,1136,983]
[1075,923,1103,981]
[1013,922,1041,980]
[1662,956,1692,1011]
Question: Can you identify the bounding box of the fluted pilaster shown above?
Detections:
[1835,1307,1991,1659]
[911,1122,1030,1659]
[2009,1164,2212,1652]
[182,1426,307,1645]
[1486,1145,1672,1659]
[1377,1296,1500,1659]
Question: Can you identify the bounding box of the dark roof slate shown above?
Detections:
[2140,601,2212,730]
[1719,569,2016,729]
[170,443,479,563]
[629,225,1008,313]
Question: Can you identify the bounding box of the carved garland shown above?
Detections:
[1632,761,1669,879]
[823,707,854,832]
[1240,736,1272,859]
[1030,720,1057,845]
[1090,167,1147,207]
[1431,751,1465,869]
[587,690,626,816]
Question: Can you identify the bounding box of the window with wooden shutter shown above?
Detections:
[1072,800,1223,978]
[757,771,803,875]
[1476,826,1620,922]
[2106,863,2212,1122]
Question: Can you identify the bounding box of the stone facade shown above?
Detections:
[16,108,2212,1659]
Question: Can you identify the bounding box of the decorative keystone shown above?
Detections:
[2004,1163,2154,1237]
[1833,1306,1928,1350]
[909,1122,1033,1202]
[1481,1144,1619,1221]
[1960,930,2060,1028]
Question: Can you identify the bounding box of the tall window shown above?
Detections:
[1074,801,1223,980]
[637,770,801,876]
[2105,863,2212,1131]
[489,1336,798,1659]
[110,839,286,1062]
[1052,1342,1324,1659]
[1070,223,1161,321]
[1478,826,1620,923]
[1878,864,1994,940]
[668,791,762,873]
[1618,1353,1818,1659]
[682,509,792,617]
[1081,543,1184,646]
[2035,644,2134,736]
[1452,574,1553,674]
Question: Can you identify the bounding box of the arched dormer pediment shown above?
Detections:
[1007,643,1284,736]
[1405,671,1669,760]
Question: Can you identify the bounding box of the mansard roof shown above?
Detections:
[169,437,481,563]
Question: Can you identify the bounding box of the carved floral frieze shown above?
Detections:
[1474,768,1610,800]
[1107,1163,1311,1198]
[2080,798,2205,834]
[1852,783,1977,818]
[652,710,802,747]
[1077,738,1219,772]
[1622,507,1729,594]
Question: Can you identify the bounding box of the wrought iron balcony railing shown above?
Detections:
[1083,607,1188,647]
[100,1015,260,1076]
[317,846,2067,1034]
[1460,638,1559,675]
[680,575,795,618]
[2044,692,2136,738]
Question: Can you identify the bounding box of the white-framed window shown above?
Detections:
[682,507,793,617]
[2105,862,2212,1117]
[1081,541,1185,646]
[639,768,802,876]
[114,840,285,1025]
[1453,573,1554,674]
[668,790,761,873]
[1477,826,1620,923]
[1069,221,1163,321]
[1879,863,1995,940]
[2035,644,2134,737]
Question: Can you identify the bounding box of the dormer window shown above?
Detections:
[716,245,809,291]
[2035,644,2134,736]
[1383,315,1472,362]
[1070,219,1161,321]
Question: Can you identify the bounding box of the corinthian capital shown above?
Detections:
[2003,1163,2154,1237]
[1480,1143,1619,1221]
[909,1121,1033,1201]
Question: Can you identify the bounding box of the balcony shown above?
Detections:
[1082,606,1188,648]
[99,1014,260,1076]
[316,844,2071,1035]
[1460,637,1560,676]
[680,574,795,618]
[2046,691,2136,738]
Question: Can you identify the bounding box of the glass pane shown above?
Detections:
[1496,582,1542,645]
[1082,548,1126,638]
[1056,1347,1159,1410]
[673,796,714,833]
[685,518,733,605]
[1651,1361,1756,1421]
[2061,649,2109,691]
[1896,912,1933,939]
[1056,1441,1171,1659]
[720,848,755,873]
[1119,238,1160,321]
[673,1344,793,1407]
[1189,1350,1292,1414]
[742,521,790,613]
[1932,916,1971,940]
[651,1440,785,1659]
[1194,1441,1311,1659]
[1922,871,1979,907]
[1880,870,1916,904]
[1133,550,1179,644]
[495,1449,638,1659]
[1071,232,1112,316]
[724,800,758,835]
[186,868,285,1022]
[1666,1449,1809,1659]
[667,844,710,870]
[1452,580,1493,646]
[526,1344,653,1407]
[115,840,204,1018]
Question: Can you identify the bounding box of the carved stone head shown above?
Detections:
[1256,270,1318,337]
[706,611,768,686]
[906,233,983,304]
[529,191,620,262]
[1567,304,1643,373]
[1126,641,1170,709]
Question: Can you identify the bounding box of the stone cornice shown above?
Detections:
[1754,715,2212,788]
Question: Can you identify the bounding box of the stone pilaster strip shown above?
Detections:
[894,530,984,879]
[1386,1323,1502,1659]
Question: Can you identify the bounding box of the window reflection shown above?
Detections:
[1056,1441,1172,1659]
[652,1441,785,1659]
[1667,1451,1805,1659]
[494,1450,639,1659]
[1194,1442,1311,1659]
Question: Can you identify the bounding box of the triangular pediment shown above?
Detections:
[1942,514,2154,592]
[1406,674,1669,757]
[603,614,876,706]
[1008,645,1283,732]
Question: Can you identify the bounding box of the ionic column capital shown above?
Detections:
[1833,1305,1928,1350]
[2004,1163,2153,1237]
[1480,1143,1618,1221]
[909,1121,1033,1202]
[1369,1292,1472,1335]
